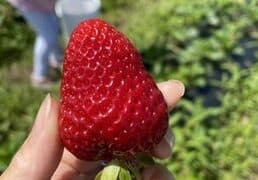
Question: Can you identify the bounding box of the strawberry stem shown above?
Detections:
[117,158,141,180]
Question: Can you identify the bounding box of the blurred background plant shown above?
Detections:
[0,0,258,179]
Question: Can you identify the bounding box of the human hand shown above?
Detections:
[0,80,184,180]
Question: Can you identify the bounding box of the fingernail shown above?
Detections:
[150,166,173,180]
[43,94,52,119]
[31,94,52,134]
[142,166,173,180]
[153,138,172,159]
[150,170,173,180]
[164,130,174,150]
[169,80,185,97]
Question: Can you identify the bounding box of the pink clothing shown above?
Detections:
[7,0,56,12]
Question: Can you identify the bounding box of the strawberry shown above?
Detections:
[59,18,168,161]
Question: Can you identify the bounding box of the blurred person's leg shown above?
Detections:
[21,11,60,81]
[49,47,63,69]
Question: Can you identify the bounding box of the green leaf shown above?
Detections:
[95,171,102,180]
[100,164,121,180]
[119,168,132,180]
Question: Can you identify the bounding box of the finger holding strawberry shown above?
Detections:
[1,80,184,180]
[0,19,185,180]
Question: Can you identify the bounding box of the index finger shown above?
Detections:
[152,80,185,159]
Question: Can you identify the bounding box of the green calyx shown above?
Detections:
[95,163,132,180]
[95,155,155,180]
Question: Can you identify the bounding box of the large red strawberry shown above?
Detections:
[59,18,168,161]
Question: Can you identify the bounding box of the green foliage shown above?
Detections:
[0,1,33,66]
[0,0,258,179]
[122,0,258,87]
[215,65,258,179]
[104,0,258,179]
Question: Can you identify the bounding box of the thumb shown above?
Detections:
[1,94,63,180]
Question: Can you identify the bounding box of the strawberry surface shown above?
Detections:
[59,18,168,161]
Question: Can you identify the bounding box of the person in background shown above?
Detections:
[7,0,62,89]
